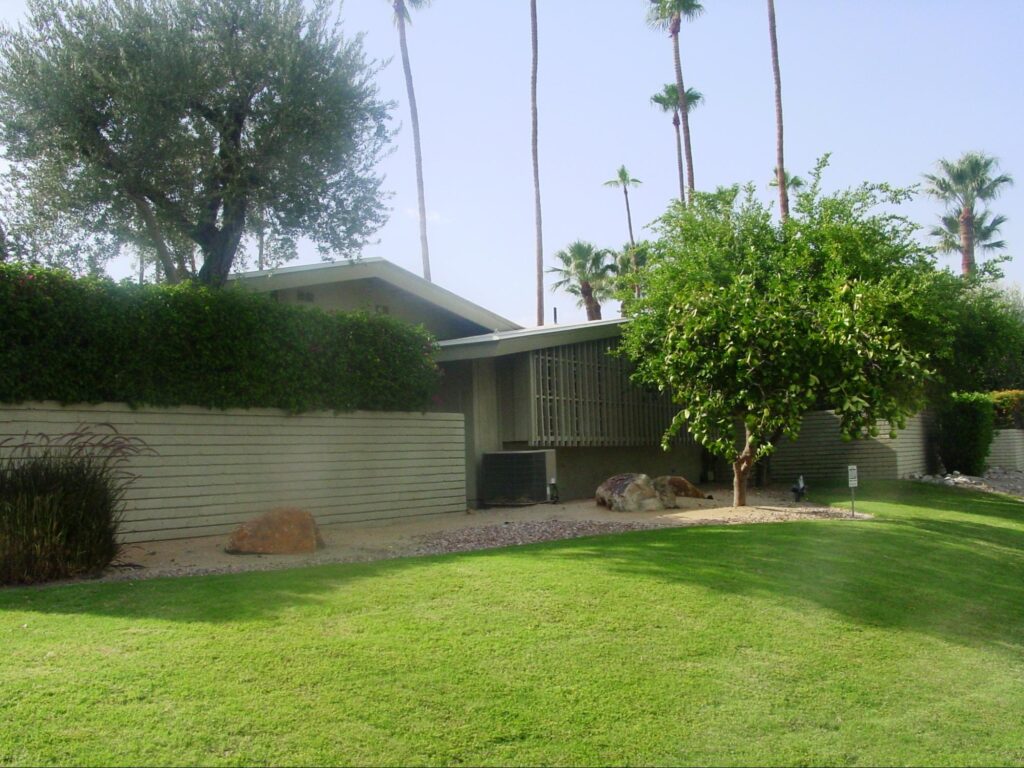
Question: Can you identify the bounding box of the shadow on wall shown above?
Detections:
[553,444,704,501]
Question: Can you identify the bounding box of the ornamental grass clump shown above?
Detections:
[0,426,151,585]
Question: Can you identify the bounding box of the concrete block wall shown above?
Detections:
[0,402,466,542]
[990,430,1024,471]
[771,411,932,484]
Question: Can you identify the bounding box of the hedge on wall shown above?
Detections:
[937,392,994,476]
[991,390,1024,429]
[0,263,440,412]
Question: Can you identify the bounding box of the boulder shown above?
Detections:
[595,473,663,512]
[653,475,713,508]
[225,507,325,555]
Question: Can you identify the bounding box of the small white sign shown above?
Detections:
[848,465,859,488]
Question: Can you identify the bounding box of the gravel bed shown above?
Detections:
[407,505,861,557]
[18,502,861,588]
[911,467,1024,499]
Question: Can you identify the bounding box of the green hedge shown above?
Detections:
[991,390,1024,429]
[0,263,440,412]
[937,392,994,476]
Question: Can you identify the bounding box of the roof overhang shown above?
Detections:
[230,258,521,334]
[436,318,626,362]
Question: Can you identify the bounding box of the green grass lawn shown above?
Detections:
[3,481,1024,766]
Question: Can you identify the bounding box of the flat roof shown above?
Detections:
[435,318,625,361]
[231,258,521,334]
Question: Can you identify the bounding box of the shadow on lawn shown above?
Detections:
[3,483,1024,656]
[552,493,1024,652]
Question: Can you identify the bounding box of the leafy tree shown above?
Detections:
[0,0,391,286]
[604,165,643,248]
[648,0,703,202]
[390,0,432,282]
[929,277,1024,393]
[766,0,789,220]
[530,0,544,326]
[619,173,939,505]
[547,241,615,321]
[923,152,1013,276]
[651,83,703,204]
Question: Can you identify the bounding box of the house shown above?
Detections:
[233,259,702,505]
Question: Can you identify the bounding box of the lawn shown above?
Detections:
[2,481,1024,766]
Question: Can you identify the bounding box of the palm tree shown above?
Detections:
[766,0,789,220]
[931,209,1008,257]
[547,241,615,321]
[648,0,704,200]
[769,167,804,192]
[390,0,432,282]
[924,152,1013,276]
[651,83,703,204]
[604,166,642,248]
[530,0,544,326]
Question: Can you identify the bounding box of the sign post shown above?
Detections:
[847,465,858,518]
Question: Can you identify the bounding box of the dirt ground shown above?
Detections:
[100,485,865,584]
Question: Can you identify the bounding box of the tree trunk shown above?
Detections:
[767,0,789,221]
[670,16,695,198]
[396,1,431,283]
[959,205,975,276]
[531,0,544,327]
[132,195,180,284]
[672,110,685,204]
[196,196,248,286]
[623,187,636,247]
[257,213,266,271]
[580,281,602,321]
[732,426,757,507]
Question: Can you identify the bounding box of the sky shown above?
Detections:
[2,0,1022,328]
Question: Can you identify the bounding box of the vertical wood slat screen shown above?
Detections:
[529,339,689,447]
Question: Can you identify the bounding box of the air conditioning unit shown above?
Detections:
[481,450,557,506]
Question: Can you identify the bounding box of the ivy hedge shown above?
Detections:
[991,390,1024,429]
[0,263,440,412]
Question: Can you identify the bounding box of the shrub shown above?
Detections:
[991,390,1024,429]
[937,392,994,476]
[0,263,440,412]
[0,427,151,585]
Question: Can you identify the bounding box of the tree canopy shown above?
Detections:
[619,168,942,505]
[0,0,391,285]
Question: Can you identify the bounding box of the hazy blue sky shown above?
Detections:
[3,1,1022,327]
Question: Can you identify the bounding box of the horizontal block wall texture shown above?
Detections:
[990,430,1024,471]
[771,411,931,484]
[0,402,466,543]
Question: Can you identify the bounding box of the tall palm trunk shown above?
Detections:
[623,187,636,246]
[580,281,602,321]
[672,110,685,203]
[959,206,975,276]
[767,0,789,221]
[395,1,431,282]
[670,14,695,199]
[531,0,544,326]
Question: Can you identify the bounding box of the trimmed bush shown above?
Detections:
[991,390,1024,429]
[0,427,149,585]
[937,392,994,476]
[0,263,440,412]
